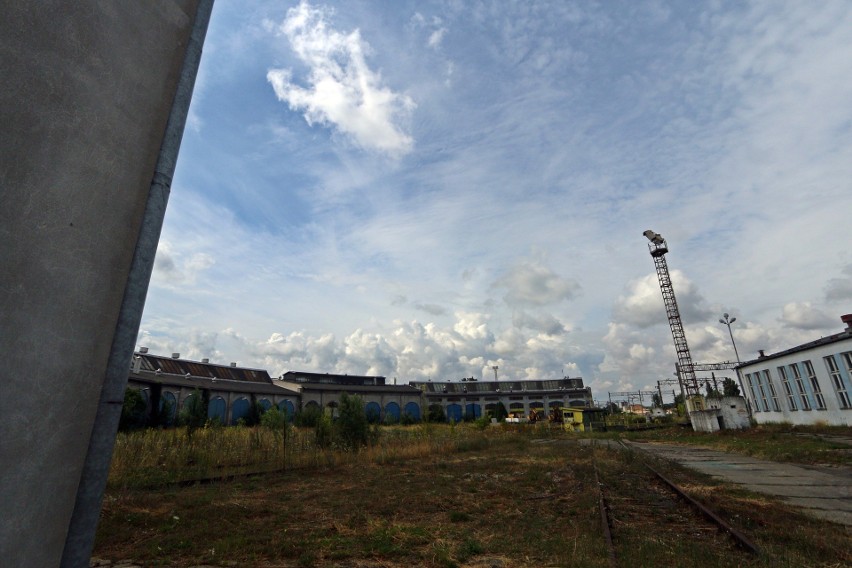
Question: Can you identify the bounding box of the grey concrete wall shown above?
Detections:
[0,2,201,565]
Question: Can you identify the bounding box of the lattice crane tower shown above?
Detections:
[643,230,699,396]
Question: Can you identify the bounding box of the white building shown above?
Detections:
[737,315,852,426]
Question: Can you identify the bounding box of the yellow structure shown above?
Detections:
[557,407,606,432]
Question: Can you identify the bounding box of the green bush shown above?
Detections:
[315,413,333,449]
[294,404,323,428]
[119,388,148,431]
[400,411,417,425]
[261,406,289,432]
[178,389,208,433]
[427,404,446,423]
[336,393,370,451]
[493,402,508,422]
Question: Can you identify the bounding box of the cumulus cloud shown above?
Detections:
[512,310,565,336]
[267,1,415,156]
[779,302,836,331]
[612,271,712,328]
[825,264,852,302]
[141,310,589,384]
[151,241,215,288]
[494,259,580,308]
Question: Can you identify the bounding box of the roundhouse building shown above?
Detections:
[276,371,424,422]
[128,350,299,425]
[409,377,594,421]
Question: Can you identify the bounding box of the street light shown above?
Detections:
[718,313,740,362]
[719,313,750,414]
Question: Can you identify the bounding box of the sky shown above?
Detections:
[138,0,852,403]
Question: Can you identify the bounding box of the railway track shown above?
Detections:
[590,439,760,565]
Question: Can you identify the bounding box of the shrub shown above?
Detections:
[315,413,334,449]
[178,389,208,433]
[261,406,289,432]
[493,402,508,422]
[294,405,323,428]
[119,388,148,431]
[427,404,446,423]
[400,411,417,425]
[336,393,370,451]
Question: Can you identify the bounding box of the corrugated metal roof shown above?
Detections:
[279,381,421,395]
[130,371,299,396]
[135,352,272,383]
[410,378,587,394]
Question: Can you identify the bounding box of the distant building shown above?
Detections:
[736,315,852,426]
[409,377,594,422]
[128,350,299,425]
[276,371,423,422]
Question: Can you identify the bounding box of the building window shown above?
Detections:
[789,364,811,410]
[824,355,851,409]
[778,367,797,411]
[804,360,826,410]
[754,372,770,412]
[762,370,780,411]
[745,373,760,412]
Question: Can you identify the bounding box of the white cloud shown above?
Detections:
[494,259,580,308]
[825,264,852,302]
[267,1,415,156]
[779,302,836,331]
[151,241,215,288]
[612,271,712,329]
[428,28,447,49]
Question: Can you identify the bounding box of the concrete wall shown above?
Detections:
[707,396,750,430]
[0,3,202,565]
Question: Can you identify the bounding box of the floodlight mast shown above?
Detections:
[643,230,699,396]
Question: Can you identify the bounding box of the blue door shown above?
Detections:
[465,403,481,420]
[160,391,177,425]
[446,403,462,423]
[231,397,250,425]
[366,401,382,423]
[208,396,226,423]
[278,399,296,421]
[384,402,400,423]
[404,402,421,421]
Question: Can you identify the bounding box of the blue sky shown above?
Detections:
[139,0,852,402]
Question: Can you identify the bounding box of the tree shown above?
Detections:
[119,388,147,431]
[427,403,446,423]
[652,392,663,407]
[705,382,722,398]
[178,389,208,432]
[336,393,370,451]
[722,377,740,396]
[493,402,508,422]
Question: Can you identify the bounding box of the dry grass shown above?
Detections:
[96,427,850,567]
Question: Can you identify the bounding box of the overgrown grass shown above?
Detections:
[108,422,529,489]
[96,431,850,567]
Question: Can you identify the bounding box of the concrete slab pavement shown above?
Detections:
[622,440,852,526]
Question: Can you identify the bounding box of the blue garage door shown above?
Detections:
[278,399,295,421]
[259,398,272,412]
[404,402,420,421]
[384,402,400,423]
[366,401,381,423]
[208,396,226,424]
[465,403,482,420]
[160,391,177,425]
[446,403,462,423]
[231,397,250,425]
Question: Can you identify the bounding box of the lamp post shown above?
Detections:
[719,313,750,414]
[718,313,740,363]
